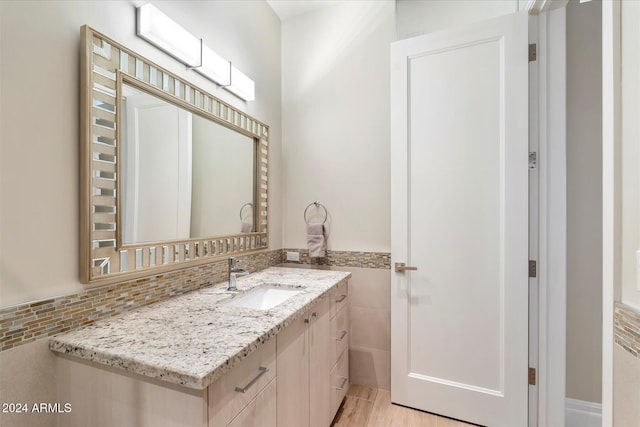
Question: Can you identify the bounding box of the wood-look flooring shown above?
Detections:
[331,385,479,427]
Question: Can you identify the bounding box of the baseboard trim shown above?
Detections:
[565,398,602,427]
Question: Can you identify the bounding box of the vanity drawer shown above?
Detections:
[330,280,348,318]
[209,339,276,427]
[227,378,276,427]
[330,304,348,363]
[330,351,349,419]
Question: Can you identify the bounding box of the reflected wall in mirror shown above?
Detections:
[120,81,255,244]
[81,26,269,285]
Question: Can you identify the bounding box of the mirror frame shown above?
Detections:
[80,26,269,285]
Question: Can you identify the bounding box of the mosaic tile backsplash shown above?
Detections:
[615,302,640,359]
[0,249,390,352]
[281,249,391,269]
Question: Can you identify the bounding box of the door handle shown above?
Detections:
[395,262,417,272]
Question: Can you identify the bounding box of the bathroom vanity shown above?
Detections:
[50,267,350,427]
[60,24,353,427]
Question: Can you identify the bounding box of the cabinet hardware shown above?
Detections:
[336,330,347,341]
[304,318,310,324]
[335,377,348,391]
[235,366,268,393]
[335,294,347,303]
[312,312,318,318]
[395,262,417,272]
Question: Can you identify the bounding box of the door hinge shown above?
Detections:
[529,152,537,170]
[529,44,537,62]
[529,367,536,385]
[529,260,537,278]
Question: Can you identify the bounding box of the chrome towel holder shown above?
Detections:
[239,202,253,220]
[304,201,327,225]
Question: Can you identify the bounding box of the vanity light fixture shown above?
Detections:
[137,3,201,68]
[136,3,255,101]
[197,44,232,86]
[227,65,256,102]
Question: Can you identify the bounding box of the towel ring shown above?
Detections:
[304,201,327,225]
[239,203,253,220]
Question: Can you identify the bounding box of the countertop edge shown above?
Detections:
[49,270,350,390]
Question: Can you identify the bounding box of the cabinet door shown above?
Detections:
[227,379,276,427]
[309,298,331,427]
[276,314,309,426]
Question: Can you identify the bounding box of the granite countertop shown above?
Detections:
[49,267,350,390]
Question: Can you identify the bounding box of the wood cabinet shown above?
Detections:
[209,339,276,427]
[227,379,276,427]
[276,297,331,427]
[277,280,350,427]
[275,311,310,426]
[329,281,349,420]
[309,298,331,427]
[56,279,349,427]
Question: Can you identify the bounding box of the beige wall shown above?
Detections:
[613,344,640,426]
[0,340,58,427]
[279,1,395,391]
[282,263,391,390]
[565,0,603,404]
[281,0,395,253]
[0,0,282,308]
[0,2,280,426]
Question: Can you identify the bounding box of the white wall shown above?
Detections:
[565,0,603,405]
[281,0,395,252]
[0,0,282,307]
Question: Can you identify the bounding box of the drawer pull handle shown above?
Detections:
[235,367,268,393]
[335,294,347,303]
[336,330,347,341]
[336,377,348,391]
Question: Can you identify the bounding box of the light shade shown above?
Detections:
[137,4,201,67]
[195,44,231,86]
[227,66,256,102]
[136,3,255,101]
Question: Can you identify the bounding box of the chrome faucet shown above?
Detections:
[227,257,249,291]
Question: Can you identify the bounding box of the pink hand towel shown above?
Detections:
[307,223,326,257]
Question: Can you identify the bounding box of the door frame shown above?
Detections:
[388,2,569,425]
[526,1,569,426]
[601,1,620,426]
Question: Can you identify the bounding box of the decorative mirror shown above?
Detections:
[80,26,269,284]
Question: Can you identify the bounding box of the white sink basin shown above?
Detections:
[224,286,302,310]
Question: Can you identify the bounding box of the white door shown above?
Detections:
[122,90,192,244]
[390,12,529,427]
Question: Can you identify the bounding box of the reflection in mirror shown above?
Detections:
[120,83,255,245]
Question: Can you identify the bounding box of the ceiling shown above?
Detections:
[266,0,347,21]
